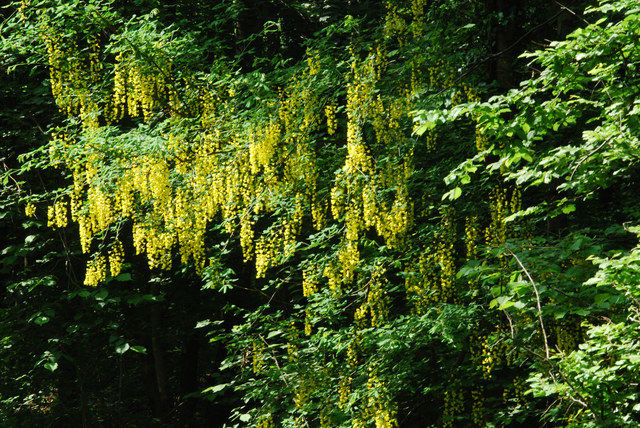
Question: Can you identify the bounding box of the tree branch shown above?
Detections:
[504,245,550,359]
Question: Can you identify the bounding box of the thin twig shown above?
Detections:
[504,244,609,426]
[554,1,590,27]
[504,245,550,359]
[569,137,612,180]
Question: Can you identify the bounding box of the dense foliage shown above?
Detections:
[2,0,640,426]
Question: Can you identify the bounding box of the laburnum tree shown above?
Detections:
[2,0,639,427]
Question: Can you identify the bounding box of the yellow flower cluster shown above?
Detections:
[471,328,515,380]
[294,374,315,409]
[510,188,522,213]
[556,318,582,354]
[108,239,124,278]
[200,89,219,128]
[19,0,28,21]
[110,52,128,123]
[426,60,456,89]
[25,203,37,218]
[480,339,496,380]
[421,129,438,152]
[372,95,409,148]
[110,52,169,123]
[438,207,458,303]
[306,48,322,76]
[442,387,464,428]
[302,268,318,298]
[286,324,300,361]
[353,365,398,428]
[255,413,273,428]
[114,171,135,218]
[47,132,72,167]
[465,216,481,261]
[337,240,360,284]
[145,230,175,271]
[47,199,68,229]
[41,22,101,129]
[471,387,485,425]
[325,103,337,135]
[304,307,314,335]
[239,216,255,262]
[249,119,281,174]
[254,233,277,278]
[84,255,106,287]
[377,190,413,249]
[323,262,342,297]
[485,186,524,260]
[503,376,527,407]
[252,340,265,374]
[485,186,508,249]
[352,263,391,328]
[409,60,422,96]
[404,251,438,314]
[465,216,481,296]
[475,128,489,152]
[86,186,114,236]
[452,83,480,107]
[383,2,408,46]
[370,264,390,327]
[338,376,352,409]
[410,0,428,38]
[42,31,74,114]
[347,337,359,367]
[311,194,328,231]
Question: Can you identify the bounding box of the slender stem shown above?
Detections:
[505,245,609,427]
[570,137,612,180]
[504,245,550,359]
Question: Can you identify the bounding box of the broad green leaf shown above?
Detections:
[115,342,130,354]
[115,273,132,281]
[130,345,147,354]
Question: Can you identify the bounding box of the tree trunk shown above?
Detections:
[150,280,171,418]
[179,335,200,419]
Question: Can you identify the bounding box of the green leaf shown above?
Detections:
[130,345,147,354]
[115,273,132,281]
[442,187,463,201]
[204,383,228,394]
[115,342,130,354]
[414,122,433,136]
[267,329,282,339]
[44,362,58,372]
[451,187,462,200]
[34,315,50,326]
[594,293,611,304]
